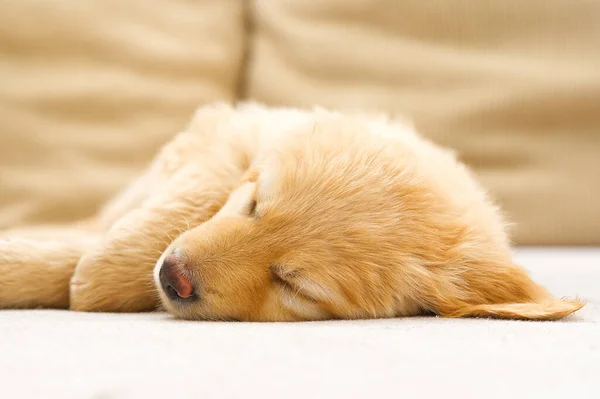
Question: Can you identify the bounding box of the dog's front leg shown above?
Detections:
[68,104,256,312]
[0,227,99,309]
[69,159,246,312]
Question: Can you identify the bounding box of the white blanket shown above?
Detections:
[1,248,598,399]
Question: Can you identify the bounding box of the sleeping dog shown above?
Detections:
[0,103,584,321]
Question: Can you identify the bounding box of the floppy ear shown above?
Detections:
[440,298,585,321]
[433,263,585,321]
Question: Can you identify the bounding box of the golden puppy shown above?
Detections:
[0,103,584,321]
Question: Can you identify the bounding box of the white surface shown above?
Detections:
[1,247,599,399]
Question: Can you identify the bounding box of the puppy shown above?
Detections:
[0,103,584,321]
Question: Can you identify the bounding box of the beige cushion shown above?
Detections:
[245,0,600,245]
[0,0,244,228]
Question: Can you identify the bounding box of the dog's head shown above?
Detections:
[153,108,584,321]
[153,114,436,321]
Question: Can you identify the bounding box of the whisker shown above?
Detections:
[157,237,172,248]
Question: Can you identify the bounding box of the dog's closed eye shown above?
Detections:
[269,264,295,288]
[247,199,257,217]
[269,264,319,303]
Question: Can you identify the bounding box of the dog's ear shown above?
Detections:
[439,298,585,321]
[431,263,585,321]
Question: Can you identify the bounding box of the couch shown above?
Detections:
[1,0,599,244]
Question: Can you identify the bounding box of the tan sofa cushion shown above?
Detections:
[245,0,600,245]
[0,0,244,228]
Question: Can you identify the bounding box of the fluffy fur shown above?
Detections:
[0,103,584,321]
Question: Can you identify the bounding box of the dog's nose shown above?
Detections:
[159,252,196,301]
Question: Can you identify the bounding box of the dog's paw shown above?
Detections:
[69,241,160,312]
[0,229,96,309]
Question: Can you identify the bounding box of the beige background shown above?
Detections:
[0,0,245,227]
[1,0,599,244]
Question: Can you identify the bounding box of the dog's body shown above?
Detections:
[0,103,584,321]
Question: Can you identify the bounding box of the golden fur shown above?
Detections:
[0,103,584,321]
